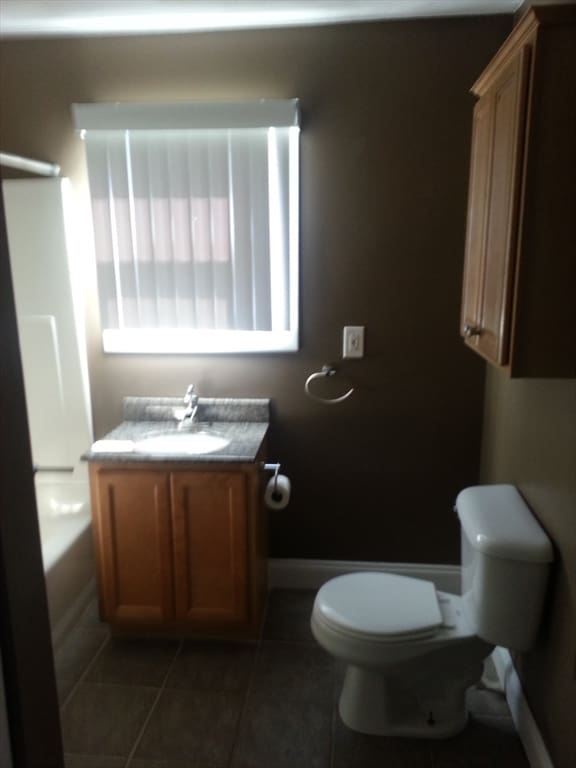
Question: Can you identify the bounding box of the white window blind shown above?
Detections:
[73,100,299,353]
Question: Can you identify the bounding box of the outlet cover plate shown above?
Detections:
[343,326,364,358]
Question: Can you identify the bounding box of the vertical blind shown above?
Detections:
[73,101,299,353]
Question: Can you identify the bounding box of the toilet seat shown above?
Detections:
[314,572,443,642]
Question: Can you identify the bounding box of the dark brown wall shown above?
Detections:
[481,370,576,768]
[0,17,510,563]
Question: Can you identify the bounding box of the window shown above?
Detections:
[73,100,299,353]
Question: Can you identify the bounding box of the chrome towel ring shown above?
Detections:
[305,365,354,404]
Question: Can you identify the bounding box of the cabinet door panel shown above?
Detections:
[461,95,493,343]
[462,45,530,365]
[94,469,173,622]
[479,46,530,364]
[171,472,248,624]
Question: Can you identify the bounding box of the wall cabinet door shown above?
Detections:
[171,471,248,625]
[461,46,530,365]
[92,468,174,623]
[461,6,576,377]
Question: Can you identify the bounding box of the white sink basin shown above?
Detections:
[134,431,230,455]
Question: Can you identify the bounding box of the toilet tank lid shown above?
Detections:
[456,485,554,563]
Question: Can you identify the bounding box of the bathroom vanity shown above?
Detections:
[84,397,269,639]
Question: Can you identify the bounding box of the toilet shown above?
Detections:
[311,485,553,738]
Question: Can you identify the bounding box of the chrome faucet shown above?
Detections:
[180,384,199,426]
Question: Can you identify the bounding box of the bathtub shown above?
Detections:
[35,474,95,648]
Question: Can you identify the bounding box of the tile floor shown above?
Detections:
[56,590,530,768]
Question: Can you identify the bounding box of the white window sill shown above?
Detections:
[102,328,298,354]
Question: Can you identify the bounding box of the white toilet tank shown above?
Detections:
[456,485,553,651]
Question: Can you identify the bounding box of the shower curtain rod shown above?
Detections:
[0,151,60,177]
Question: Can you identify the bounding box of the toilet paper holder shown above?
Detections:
[262,462,281,492]
[262,462,291,510]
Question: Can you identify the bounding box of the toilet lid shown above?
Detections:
[315,572,443,641]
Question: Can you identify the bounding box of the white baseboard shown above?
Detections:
[268,558,461,595]
[492,648,554,768]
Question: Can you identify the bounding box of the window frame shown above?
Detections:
[73,100,300,355]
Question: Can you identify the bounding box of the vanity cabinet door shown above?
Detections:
[91,467,174,623]
[170,471,249,626]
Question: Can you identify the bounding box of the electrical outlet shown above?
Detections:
[343,326,364,359]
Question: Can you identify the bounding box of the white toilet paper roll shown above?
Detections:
[264,474,291,510]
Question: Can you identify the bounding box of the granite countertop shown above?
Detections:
[83,397,269,464]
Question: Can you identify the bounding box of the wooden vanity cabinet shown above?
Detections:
[89,461,267,637]
[461,6,576,376]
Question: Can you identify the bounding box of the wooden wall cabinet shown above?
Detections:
[461,6,576,377]
[89,461,267,637]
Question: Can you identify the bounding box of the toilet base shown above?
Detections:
[338,663,481,738]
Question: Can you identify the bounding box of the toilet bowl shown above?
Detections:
[311,572,492,737]
[310,485,554,738]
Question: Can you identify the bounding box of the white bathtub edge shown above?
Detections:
[50,577,96,653]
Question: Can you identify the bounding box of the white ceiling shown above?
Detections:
[0,1,522,39]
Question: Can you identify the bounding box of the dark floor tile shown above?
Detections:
[250,640,333,705]
[55,626,109,684]
[65,755,126,767]
[231,692,331,768]
[61,682,157,757]
[135,688,243,766]
[53,589,527,768]
[84,637,180,687]
[430,716,529,768]
[263,589,316,644]
[333,716,433,768]
[165,640,256,692]
[329,659,348,709]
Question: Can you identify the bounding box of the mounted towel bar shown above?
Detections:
[304,365,354,405]
[0,151,61,177]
